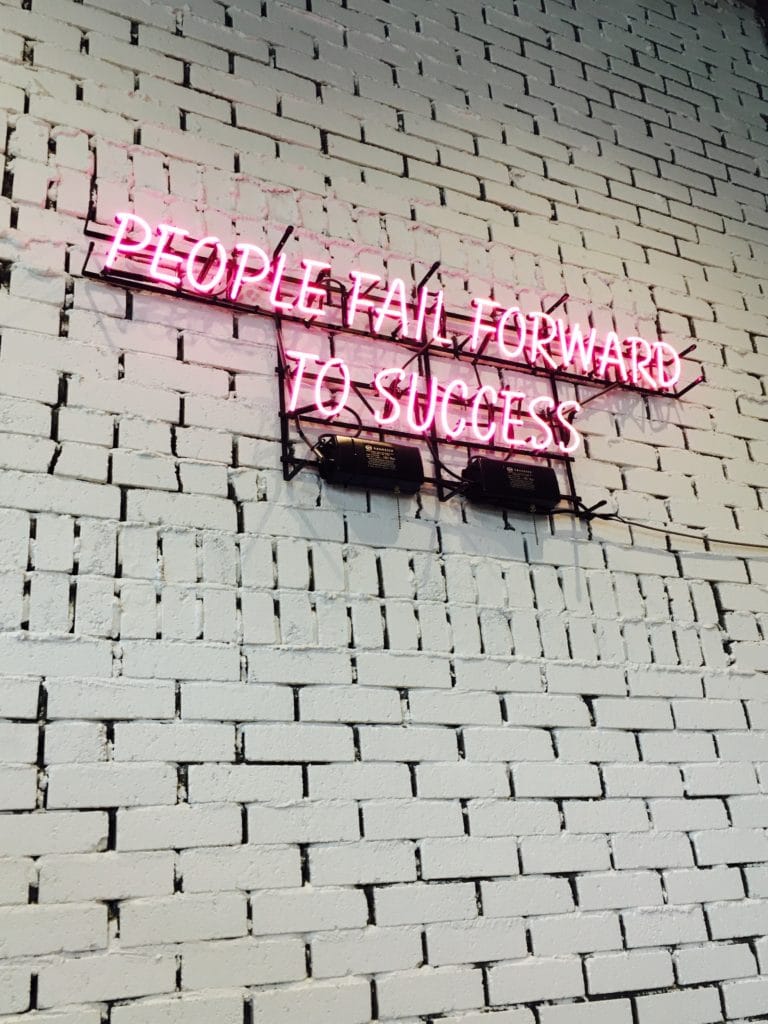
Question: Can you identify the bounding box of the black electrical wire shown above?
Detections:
[569,509,768,553]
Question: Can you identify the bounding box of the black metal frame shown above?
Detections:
[82,219,705,520]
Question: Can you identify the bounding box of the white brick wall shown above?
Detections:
[1,0,767,1019]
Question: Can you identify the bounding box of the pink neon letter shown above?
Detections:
[469,298,499,352]
[499,389,528,448]
[374,368,406,426]
[627,336,658,389]
[285,349,316,411]
[430,290,451,347]
[470,385,498,443]
[496,307,527,360]
[314,358,350,417]
[527,395,555,451]
[439,379,469,440]
[373,277,409,336]
[555,401,582,454]
[269,254,293,312]
[558,320,598,374]
[405,374,439,434]
[527,312,559,370]
[105,212,153,268]
[654,342,681,390]
[296,259,331,318]
[185,236,227,294]
[597,332,629,382]
[229,242,270,301]
[414,288,430,342]
[347,270,381,327]
[149,223,188,286]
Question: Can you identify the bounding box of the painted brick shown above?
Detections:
[2,0,768,1018]
[250,978,370,1024]
[587,949,673,995]
[489,957,585,1004]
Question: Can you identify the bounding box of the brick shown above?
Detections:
[577,870,664,910]
[520,835,610,873]
[489,957,585,1004]
[243,723,355,762]
[0,858,34,905]
[0,903,106,956]
[565,799,649,834]
[0,766,36,810]
[603,763,684,797]
[676,941,756,984]
[251,886,367,935]
[417,762,510,798]
[360,724,458,761]
[250,979,370,1023]
[45,678,175,720]
[587,949,673,995]
[362,799,464,839]
[248,801,358,844]
[375,882,477,926]
[635,987,723,1024]
[441,1012,533,1024]
[113,722,235,762]
[117,804,241,851]
[426,916,526,966]
[310,840,416,885]
[181,936,305,988]
[468,799,560,837]
[684,763,758,796]
[38,952,176,1009]
[463,726,553,761]
[482,876,574,917]
[0,811,107,856]
[376,966,484,1019]
[707,899,768,939]
[612,831,693,869]
[188,764,301,803]
[39,852,174,903]
[531,911,622,955]
[665,866,744,905]
[312,925,422,978]
[420,837,519,880]
[47,763,177,808]
[301,684,401,723]
[648,798,729,831]
[513,763,601,797]
[539,1001,632,1024]
[555,727,639,762]
[111,993,243,1024]
[623,906,708,947]
[693,827,768,865]
[120,892,247,946]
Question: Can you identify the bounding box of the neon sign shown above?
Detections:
[105,212,681,394]
[85,211,700,490]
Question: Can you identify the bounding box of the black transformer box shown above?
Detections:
[317,435,424,494]
[462,456,560,513]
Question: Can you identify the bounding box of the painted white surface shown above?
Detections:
[0,0,767,1018]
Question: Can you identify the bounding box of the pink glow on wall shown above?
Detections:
[285,352,584,455]
[296,259,332,318]
[97,212,696,461]
[229,243,271,300]
[101,213,683,395]
[149,224,188,285]
[105,212,153,268]
[347,270,382,327]
[185,237,228,294]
